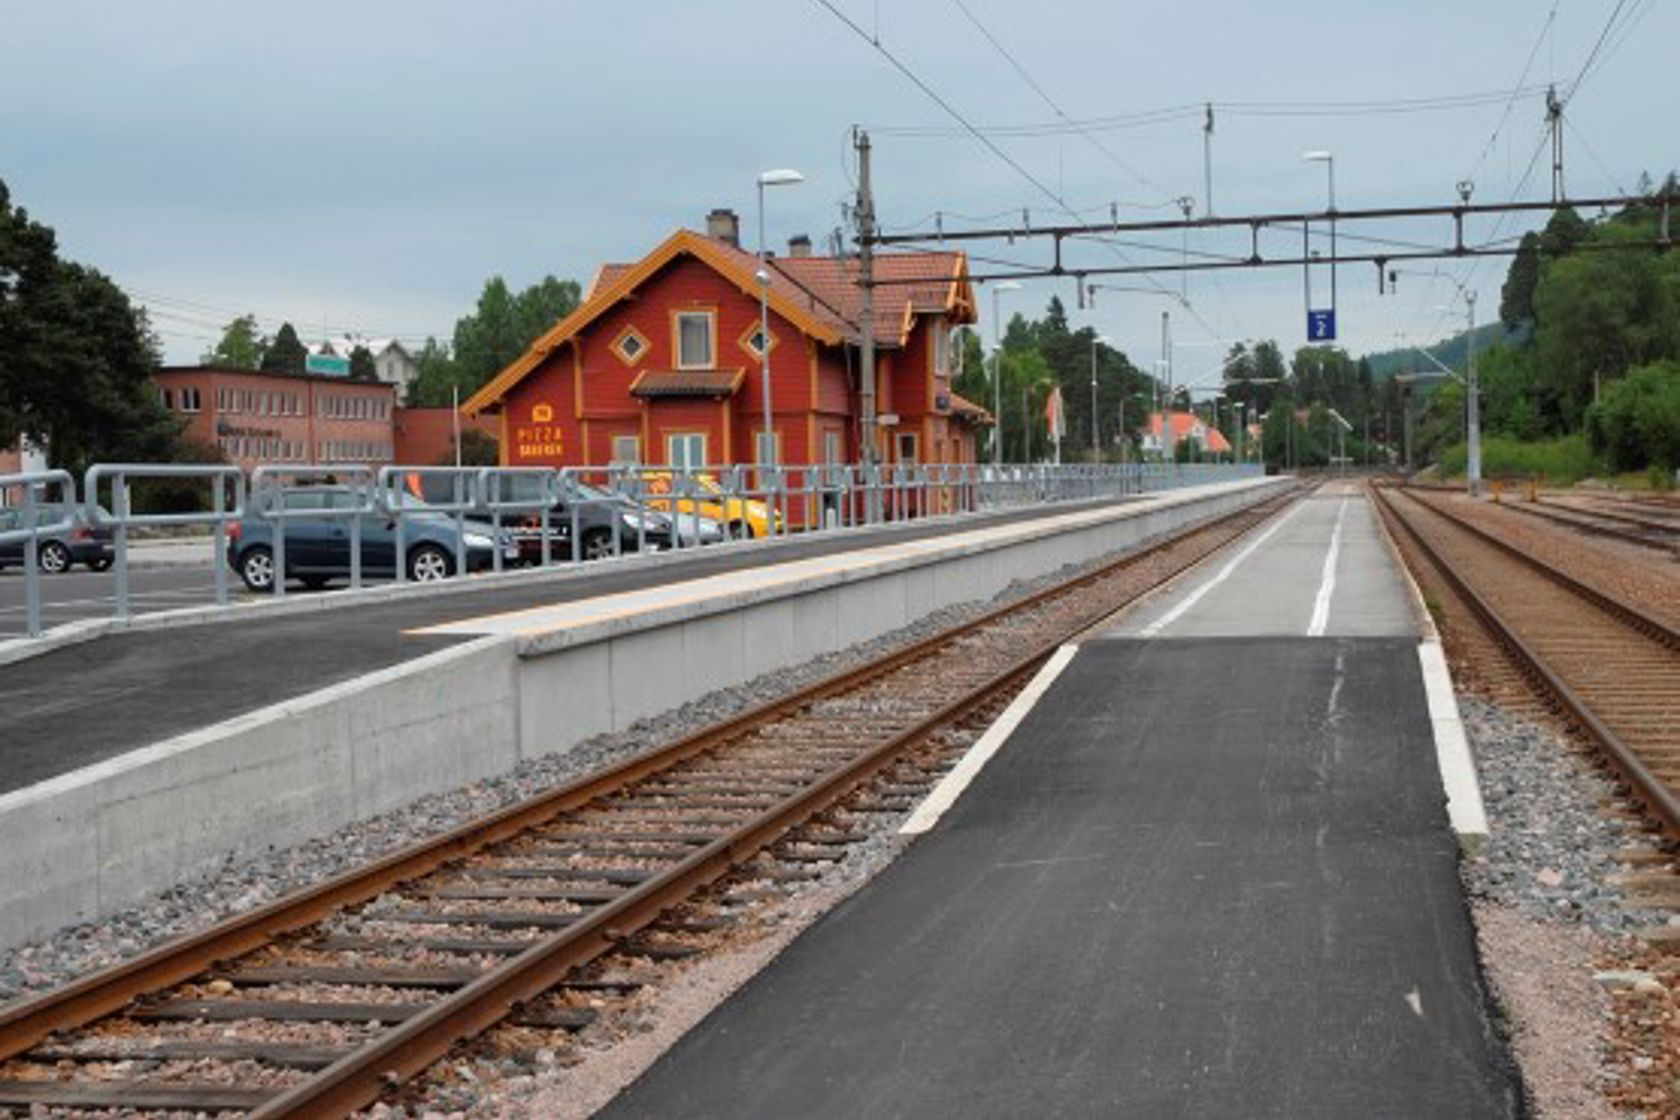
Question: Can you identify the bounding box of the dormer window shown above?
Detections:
[611,326,650,366]
[675,310,715,369]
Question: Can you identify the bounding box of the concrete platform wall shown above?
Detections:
[0,477,1287,951]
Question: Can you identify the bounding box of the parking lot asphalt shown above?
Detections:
[601,638,1520,1119]
[0,501,1132,796]
[0,565,225,638]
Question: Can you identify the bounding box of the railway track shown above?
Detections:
[1489,493,1680,555]
[1373,485,1680,837]
[0,483,1305,1118]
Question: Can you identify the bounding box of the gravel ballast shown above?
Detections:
[1457,694,1677,1120]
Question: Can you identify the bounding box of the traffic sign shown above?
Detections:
[1307,309,1337,342]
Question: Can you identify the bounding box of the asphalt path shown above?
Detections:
[603,638,1520,1118]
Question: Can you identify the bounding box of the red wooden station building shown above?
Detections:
[462,209,991,472]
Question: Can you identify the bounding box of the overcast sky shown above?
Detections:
[1,1,1670,387]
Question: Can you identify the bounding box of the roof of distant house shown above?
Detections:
[1146,410,1232,453]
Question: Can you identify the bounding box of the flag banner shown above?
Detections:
[1045,385,1065,441]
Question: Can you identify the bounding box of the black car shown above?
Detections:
[227,487,519,592]
[0,504,114,574]
[509,482,681,563]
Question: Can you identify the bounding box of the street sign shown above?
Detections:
[306,353,350,376]
[1307,309,1337,342]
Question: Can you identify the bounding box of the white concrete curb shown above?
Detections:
[1365,484,1489,852]
[1418,641,1490,852]
[900,644,1080,836]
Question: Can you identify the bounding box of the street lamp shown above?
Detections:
[991,281,1022,465]
[756,168,803,468]
[1303,150,1336,323]
[1090,334,1111,462]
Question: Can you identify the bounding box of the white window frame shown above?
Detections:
[611,434,642,465]
[674,311,715,370]
[754,429,781,468]
[666,432,706,470]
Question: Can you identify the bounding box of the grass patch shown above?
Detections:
[1435,433,1602,486]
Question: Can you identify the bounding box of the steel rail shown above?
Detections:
[1494,498,1680,555]
[1398,486,1680,650]
[1374,487,1680,837]
[0,485,1302,1077]
[1534,496,1680,535]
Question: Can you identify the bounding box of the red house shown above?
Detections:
[462,210,989,473]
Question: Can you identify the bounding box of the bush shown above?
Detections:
[1586,360,1680,472]
[1436,432,1601,485]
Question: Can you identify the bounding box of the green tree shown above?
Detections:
[404,337,465,407]
[1586,359,1680,472]
[202,313,266,369]
[348,344,378,382]
[0,179,178,473]
[262,322,308,374]
[448,274,583,397]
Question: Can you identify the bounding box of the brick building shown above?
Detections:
[393,407,499,465]
[155,366,398,472]
[462,211,990,471]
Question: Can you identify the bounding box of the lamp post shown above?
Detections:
[991,281,1022,465]
[756,168,804,468]
[1090,334,1111,463]
[1302,150,1336,324]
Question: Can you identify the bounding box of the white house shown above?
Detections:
[315,336,420,396]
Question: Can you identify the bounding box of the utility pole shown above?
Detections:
[1466,290,1482,496]
[1202,104,1214,218]
[1546,85,1565,204]
[1159,310,1175,463]
[855,128,879,518]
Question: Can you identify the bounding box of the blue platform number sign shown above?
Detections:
[1307,308,1337,342]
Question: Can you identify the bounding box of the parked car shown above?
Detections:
[226,487,518,592]
[0,504,114,573]
[641,471,783,538]
[511,482,729,563]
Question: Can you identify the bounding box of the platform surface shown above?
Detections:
[602,487,1516,1118]
[0,488,1217,797]
[603,637,1517,1119]
[1105,482,1415,638]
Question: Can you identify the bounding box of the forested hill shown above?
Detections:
[1361,322,1512,379]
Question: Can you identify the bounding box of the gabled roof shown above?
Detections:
[1146,410,1232,453]
[465,229,848,415]
[464,229,976,416]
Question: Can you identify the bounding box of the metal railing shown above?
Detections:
[83,463,245,618]
[0,469,78,637]
[1,459,1262,640]
[250,464,377,596]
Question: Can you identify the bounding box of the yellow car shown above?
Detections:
[640,471,783,538]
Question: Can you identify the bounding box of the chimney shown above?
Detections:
[706,208,740,247]
[788,234,813,258]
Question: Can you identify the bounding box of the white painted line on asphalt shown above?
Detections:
[1307,498,1350,637]
[1418,640,1489,850]
[900,643,1080,836]
[1137,499,1308,638]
